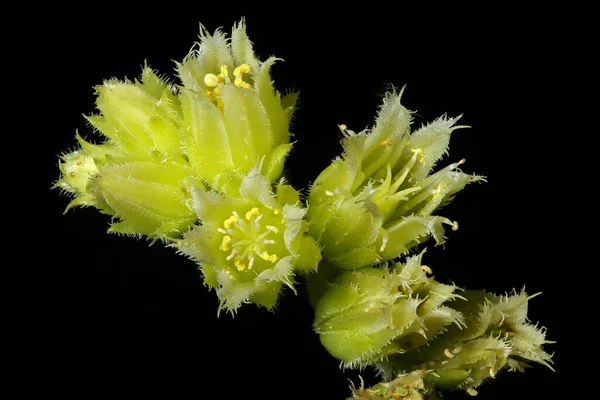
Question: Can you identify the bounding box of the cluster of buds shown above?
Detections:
[55,21,320,312]
[367,289,554,397]
[54,67,197,237]
[308,90,484,269]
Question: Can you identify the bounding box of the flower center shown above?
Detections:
[217,207,280,271]
[203,64,253,113]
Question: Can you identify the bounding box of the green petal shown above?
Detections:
[294,236,322,272]
[263,143,293,182]
[180,90,234,186]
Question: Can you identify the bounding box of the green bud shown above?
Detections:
[177,169,321,314]
[55,149,99,197]
[313,252,464,368]
[88,160,196,236]
[308,89,484,269]
[86,66,185,162]
[177,20,297,192]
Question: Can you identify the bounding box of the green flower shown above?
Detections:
[307,89,484,269]
[313,252,464,368]
[177,169,321,314]
[177,20,298,194]
[55,67,197,238]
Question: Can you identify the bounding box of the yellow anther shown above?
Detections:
[245,207,260,220]
[261,252,278,263]
[234,257,246,271]
[233,64,251,77]
[380,138,392,146]
[224,214,238,229]
[219,235,231,252]
[234,76,252,89]
[444,349,455,358]
[220,65,229,78]
[204,73,219,87]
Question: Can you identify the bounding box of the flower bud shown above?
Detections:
[87,160,196,236]
[313,252,463,368]
[87,66,185,162]
[308,90,484,269]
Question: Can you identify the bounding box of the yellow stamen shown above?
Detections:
[219,235,231,252]
[203,73,219,87]
[380,138,392,146]
[234,78,252,89]
[245,207,260,220]
[233,64,251,77]
[220,65,229,78]
[261,251,278,263]
[234,257,246,271]
[224,214,238,229]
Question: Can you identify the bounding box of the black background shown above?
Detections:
[37,6,574,399]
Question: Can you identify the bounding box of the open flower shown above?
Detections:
[177,170,321,314]
[177,20,298,194]
[308,89,484,269]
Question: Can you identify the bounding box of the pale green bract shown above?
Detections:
[53,19,553,400]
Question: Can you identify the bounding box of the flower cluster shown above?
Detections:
[54,19,553,399]
[55,21,320,312]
